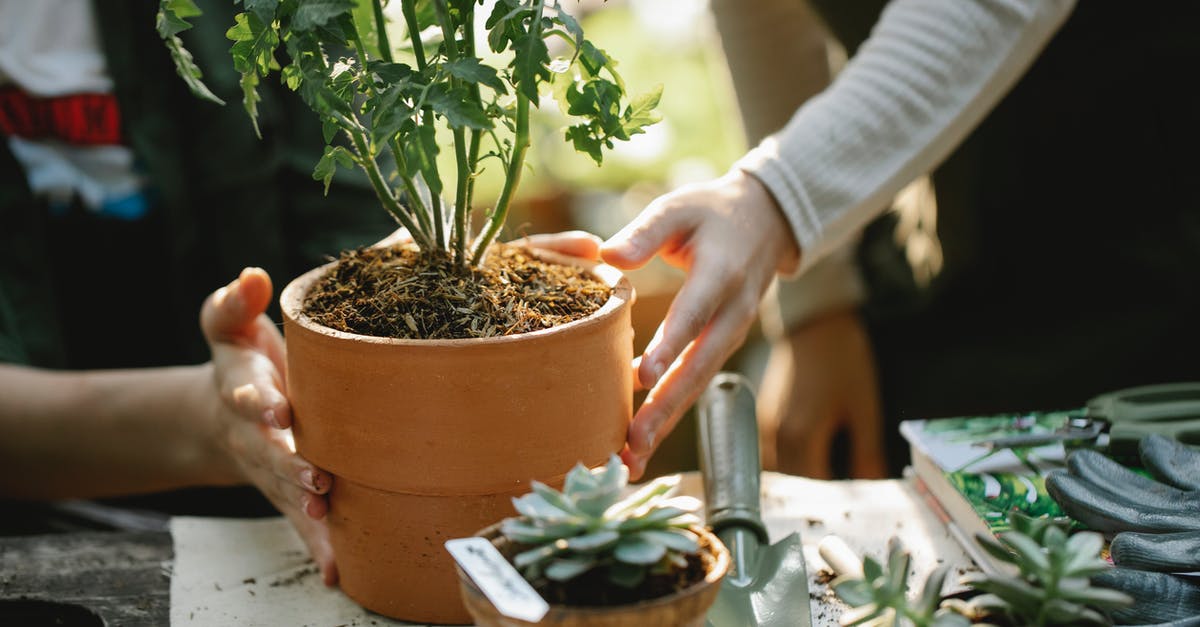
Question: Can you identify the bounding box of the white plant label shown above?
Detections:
[445,537,550,623]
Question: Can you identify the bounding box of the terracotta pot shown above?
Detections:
[457,524,730,627]
[280,250,634,624]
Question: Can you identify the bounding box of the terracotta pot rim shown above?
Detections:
[280,247,633,347]
[459,522,731,619]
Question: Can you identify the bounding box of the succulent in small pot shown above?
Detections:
[458,455,730,627]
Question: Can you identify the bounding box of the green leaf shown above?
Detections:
[511,29,550,101]
[563,462,597,495]
[862,556,883,582]
[500,518,582,543]
[565,125,602,165]
[621,84,662,137]
[1055,578,1133,608]
[563,530,618,553]
[616,506,689,531]
[544,556,595,582]
[510,492,575,522]
[157,0,201,38]
[244,0,280,22]
[444,57,507,93]
[636,529,699,554]
[605,474,677,519]
[832,578,873,608]
[513,541,566,569]
[312,144,356,194]
[1063,531,1104,573]
[370,61,415,84]
[1041,598,1107,625]
[965,574,1043,611]
[554,6,583,51]
[606,562,645,588]
[292,0,356,32]
[228,12,280,75]
[999,531,1050,575]
[282,64,303,90]
[239,71,263,137]
[975,533,1019,565]
[917,564,951,616]
[161,35,225,105]
[614,535,666,565]
[403,123,442,195]
[427,84,491,130]
[227,11,280,136]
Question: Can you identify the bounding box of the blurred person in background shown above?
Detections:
[606,0,1200,479]
[0,0,395,583]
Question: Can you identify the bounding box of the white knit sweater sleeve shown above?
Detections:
[736,0,1076,275]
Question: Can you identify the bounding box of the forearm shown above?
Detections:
[737,0,1076,274]
[0,363,236,499]
[710,0,831,145]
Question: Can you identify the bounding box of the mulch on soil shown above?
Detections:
[303,243,612,340]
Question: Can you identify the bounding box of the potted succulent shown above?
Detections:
[456,455,730,626]
[159,0,660,622]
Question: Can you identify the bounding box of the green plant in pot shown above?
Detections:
[458,455,730,626]
[159,0,660,622]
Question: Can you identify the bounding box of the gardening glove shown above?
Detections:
[1046,435,1200,624]
[600,169,800,478]
[757,308,888,478]
[200,267,337,585]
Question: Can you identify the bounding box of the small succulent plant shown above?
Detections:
[956,512,1132,626]
[832,538,970,627]
[500,454,702,589]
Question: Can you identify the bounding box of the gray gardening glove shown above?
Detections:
[1046,435,1200,625]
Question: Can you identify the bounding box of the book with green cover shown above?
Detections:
[901,410,1078,575]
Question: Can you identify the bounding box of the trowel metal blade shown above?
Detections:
[706,532,810,627]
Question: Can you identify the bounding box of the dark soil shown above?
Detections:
[303,243,611,340]
[533,551,711,607]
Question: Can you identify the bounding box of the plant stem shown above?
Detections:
[389,138,434,234]
[371,0,393,63]
[349,127,431,249]
[399,0,446,250]
[471,1,543,264]
[462,5,481,263]
[399,0,427,72]
[470,91,529,265]
[432,0,472,264]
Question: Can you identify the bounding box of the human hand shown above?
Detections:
[758,309,887,479]
[601,169,800,478]
[199,267,337,585]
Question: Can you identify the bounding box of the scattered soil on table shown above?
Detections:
[303,243,611,340]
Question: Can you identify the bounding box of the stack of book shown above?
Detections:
[901,410,1077,576]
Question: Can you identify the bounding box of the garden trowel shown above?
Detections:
[698,373,811,627]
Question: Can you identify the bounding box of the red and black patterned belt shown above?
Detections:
[0,85,123,146]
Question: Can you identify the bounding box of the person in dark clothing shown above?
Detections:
[0,0,394,584]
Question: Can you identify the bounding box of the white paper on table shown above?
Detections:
[169,517,416,626]
[169,473,975,627]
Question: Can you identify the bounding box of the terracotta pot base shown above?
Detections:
[331,478,529,624]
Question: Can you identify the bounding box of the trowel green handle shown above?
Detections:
[698,372,769,545]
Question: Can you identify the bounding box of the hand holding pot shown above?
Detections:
[199,267,337,585]
[601,170,800,478]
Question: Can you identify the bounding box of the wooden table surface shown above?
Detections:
[0,475,976,626]
[0,530,171,626]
